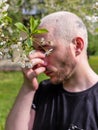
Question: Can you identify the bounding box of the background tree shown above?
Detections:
[8,0,98,55]
[8,0,98,34]
[1,0,98,56]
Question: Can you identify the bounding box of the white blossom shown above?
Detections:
[95,2,98,7]
[11,44,19,49]
[18,61,25,68]
[1,33,4,37]
[3,48,9,53]
[0,23,5,28]
[85,15,98,23]
[0,0,8,5]
[7,27,13,34]
[0,52,3,55]
[17,41,22,45]
[85,16,92,21]
[2,4,9,12]
[0,41,6,45]
[19,37,23,41]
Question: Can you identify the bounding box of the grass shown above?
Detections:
[0,72,23,130]
[0,56,98,130]
[89,56,98,73]
[0,71,48,130]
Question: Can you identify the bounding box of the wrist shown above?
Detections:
[22,79,37,92]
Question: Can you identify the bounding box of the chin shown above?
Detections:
[50,72,71,84]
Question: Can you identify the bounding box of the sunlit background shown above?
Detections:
[0,0,98,129]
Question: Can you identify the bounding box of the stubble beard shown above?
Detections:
[50,63,77,85]
[50,71,69,84]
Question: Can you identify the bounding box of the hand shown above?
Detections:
[22,50,46,90]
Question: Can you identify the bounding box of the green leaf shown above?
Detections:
[26,38,32,47]
[30,17,34,33]
[33,19,40,30]
[30,17,40,33]
[33,29,48,34]
[5,16,12,23]
[95,28,98,33]
[15,22,29,34]
[17,0,22,6]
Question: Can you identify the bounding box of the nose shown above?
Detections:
[43,56,48,67]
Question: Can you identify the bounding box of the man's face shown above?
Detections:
[34,35,77,84]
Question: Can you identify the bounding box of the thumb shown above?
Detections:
[32,77,39,90]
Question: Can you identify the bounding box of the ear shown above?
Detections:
[72,37,84,56]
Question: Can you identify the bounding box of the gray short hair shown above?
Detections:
[40,11,88,50]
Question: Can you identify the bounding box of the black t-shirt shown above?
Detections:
[32,79,98,130]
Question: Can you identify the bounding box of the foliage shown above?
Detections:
[0,0,12,59]
[0,71,47,130]
[88,32,98,55]
[7,0,98,55]
[13,17,48,68]
[0,0,98,61]
[89,56,98,73]
[0,0,48,68]
[12,0,98,35]
[0,0,98,67]
[15,17,48,55]
[0,1,98,129]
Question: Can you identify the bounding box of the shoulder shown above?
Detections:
[36,79,62,96]
[32,79,62,110]
[39,79,52,87]
[38,79,58,93]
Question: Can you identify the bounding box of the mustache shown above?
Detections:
[45,66,57,72]
[45,67,52,71]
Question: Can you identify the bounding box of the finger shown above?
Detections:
[24,66,46,79]
[30,58,45,67]
[32,77,39,90]
[23,66,45,80]
[28,51,45,59]
[22,69,39,90]
[22,68,33,78]
[34,66,46,75]
[22,67,46,90]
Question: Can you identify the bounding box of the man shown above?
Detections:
[5,11,98,130]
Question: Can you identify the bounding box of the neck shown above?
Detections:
[63,61,98,92]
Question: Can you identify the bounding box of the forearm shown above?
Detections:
[5,51,46,130]
[5,83,35,130]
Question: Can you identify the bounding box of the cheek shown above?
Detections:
[58,51,76,71]
[47,47,76,69]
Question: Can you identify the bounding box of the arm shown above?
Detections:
[5,51,46,130]
[5,84,36,130]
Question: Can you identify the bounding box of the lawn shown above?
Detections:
[0,56,98,130]
[0,72,23,130]
[89,56,98,73]
[0,71,48,130]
